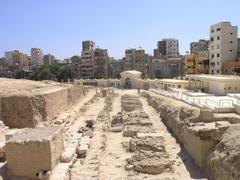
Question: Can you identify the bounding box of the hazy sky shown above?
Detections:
[0,0,240,59]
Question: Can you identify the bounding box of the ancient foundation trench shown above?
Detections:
[69,89,207,180]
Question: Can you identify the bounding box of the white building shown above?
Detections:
[209,22,238,74]
[31,48,43,67]
[187,74,240,95]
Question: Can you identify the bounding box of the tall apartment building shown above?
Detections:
[94,48,109,79]
[209,22,238,74]
[124,49,145,70]
[154,39,179,58]
[43,54,55,65]
[190,39,209,54]
[80,41,95,79]
[31,48,43,67]
[4,51,14,66]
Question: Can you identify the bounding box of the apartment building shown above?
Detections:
[150,57,184,78]
[4,51,14,66]
[80,41,95,79]
[94,48,109,79]
[43,54,55,65]
[209,22,238,74]
[155,39,179,58]
[31,48,43,67]
[190,39,209,54]
[185,51,209,74]
[124,48,148,77]
[124,49,136,70]
[5,50,29,71]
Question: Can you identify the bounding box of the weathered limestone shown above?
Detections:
[126,150,173,174]
[142,92,235,169]
[207,124,240,180]
[1,86,88,128]
[5,126,64,179]
[129,136,165,152]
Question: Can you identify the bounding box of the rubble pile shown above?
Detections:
[126,150,173,174]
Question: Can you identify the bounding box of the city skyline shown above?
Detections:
[0,0,240,59]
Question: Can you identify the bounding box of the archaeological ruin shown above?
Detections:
[1,73,240,180]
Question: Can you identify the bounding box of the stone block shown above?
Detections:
[5,126,64,179]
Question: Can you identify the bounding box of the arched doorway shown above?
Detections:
[124,77,132,89]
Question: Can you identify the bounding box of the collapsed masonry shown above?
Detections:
[141,92,240,179]
[117,95,175,177]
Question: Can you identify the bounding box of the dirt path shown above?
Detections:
[139,95,207,180]
[98,92,132,180]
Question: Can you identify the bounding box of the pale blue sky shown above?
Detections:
[0,0,239,59]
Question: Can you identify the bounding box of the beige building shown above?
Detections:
[187,74,240,95]
[209,22,238,74]
[31,48,43,67]
[124,48,147,77]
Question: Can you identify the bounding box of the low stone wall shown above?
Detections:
[1,85,88,128]
[141,92,234,170]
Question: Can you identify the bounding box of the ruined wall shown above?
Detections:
[207,124,240,180]
[1,85,88,128]
[141,92,231,169]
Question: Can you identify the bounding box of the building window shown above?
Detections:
[230,49,233,52]
[211,29,214,33]
[230,41,233,43]
[217,36,220,40]
[230,32,233,35]
[211,37,214,41]
[217,70,219,74]
[217,53,220,58]
[217,28,221,31]
[211,54,214,58]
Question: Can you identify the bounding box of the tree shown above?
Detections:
[15,70,25,79]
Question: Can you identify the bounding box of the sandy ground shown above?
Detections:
[70,89,208,180]
[98,94,132,180]
[139,95,207,180]
[0,78,65,96]
[0,88,208,180]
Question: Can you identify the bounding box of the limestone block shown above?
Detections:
[5,126,64,179]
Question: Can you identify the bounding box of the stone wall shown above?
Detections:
[1,86,88,128]
[141,92,233,170]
